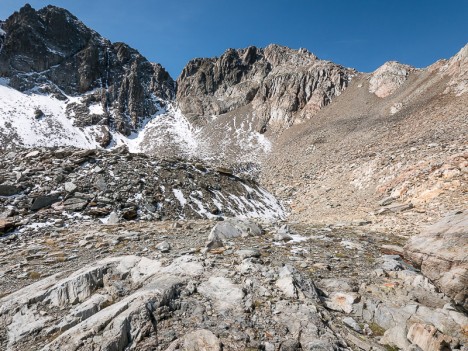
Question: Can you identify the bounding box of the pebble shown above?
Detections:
[156,241,171,252]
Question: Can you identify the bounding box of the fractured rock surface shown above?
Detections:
[0,250,342,350]
[1,220,466,351]
[177,44,355,132]
[405,210,468,310]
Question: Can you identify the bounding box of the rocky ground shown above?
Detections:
[0,216,466,351]
[0,5,467,351]
[0,146,283,238]
[262,58,468,231]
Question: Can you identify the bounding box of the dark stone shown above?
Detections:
[31,194,60,210]
[0,219,16,235]
[0,184,21,196]
[122,207,138,220]
[34,108,44,119]
[97,125,112,148]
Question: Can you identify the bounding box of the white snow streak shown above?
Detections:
[173,189,187,207]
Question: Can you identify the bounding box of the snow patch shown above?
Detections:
[173,189,187,207]
[0,78,101,149]
[88,103,105,115]
[138,106,202,156]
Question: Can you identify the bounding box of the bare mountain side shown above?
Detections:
[262,53,468,230]
[444,43,468,95]
[176,44,356,133]
[138,45,356,165]
[368,61,415,98]
[0,4,468,351]
[0,4,175,144]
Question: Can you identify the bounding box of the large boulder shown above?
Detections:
[208,218,262,243]
[405,210,468,310]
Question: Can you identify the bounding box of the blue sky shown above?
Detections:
[1,1,467,78]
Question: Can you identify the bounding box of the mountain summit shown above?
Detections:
[0,4,174,144]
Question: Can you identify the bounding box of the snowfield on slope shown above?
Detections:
[0,79,273,166]
[0,78,102,148]
[0,80,285,220]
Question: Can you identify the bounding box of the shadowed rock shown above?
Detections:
[0,4,175,138]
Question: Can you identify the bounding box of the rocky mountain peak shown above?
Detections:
[0,4,175,142]
[0,4,94,76]
[263,43,318,66]
[177,44,355,131]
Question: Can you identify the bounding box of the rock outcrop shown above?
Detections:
[405,210,468,310]
[369,61,414,98]
[177,44,355,132]
[2,219,467,351]
[0,251,344,350]
[0,4,175,138]
[444,43,468,96]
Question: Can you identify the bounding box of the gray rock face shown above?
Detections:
[0,253,345,351]
[176,44,355,132]
[0,4,175,139]
[405,210,468,310]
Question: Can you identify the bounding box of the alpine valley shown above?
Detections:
[0,4,466,351]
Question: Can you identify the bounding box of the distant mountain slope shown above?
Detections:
[262,44,468,226]
[0,4,466,179]
[0,4,359,165]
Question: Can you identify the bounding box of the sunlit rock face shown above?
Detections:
[176,44,355,132]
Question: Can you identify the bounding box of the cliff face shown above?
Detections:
[176,44,356,132]
[0,4,175,138]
